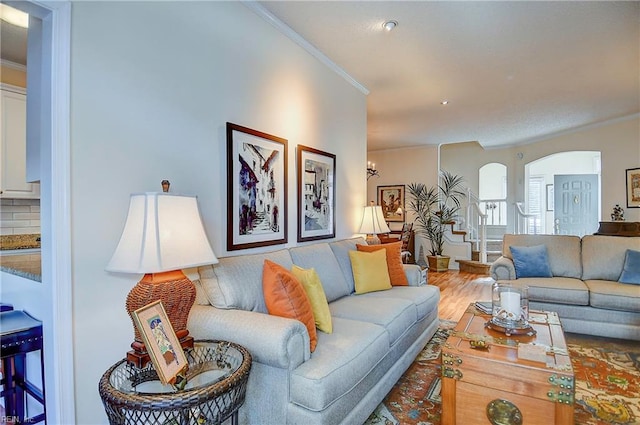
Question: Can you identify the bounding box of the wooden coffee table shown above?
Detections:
[442,304,574,425]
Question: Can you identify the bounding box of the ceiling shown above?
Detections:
[259,1,640,151]
[2,2,638,151]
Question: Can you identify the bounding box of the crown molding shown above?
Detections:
[242,1,369,96]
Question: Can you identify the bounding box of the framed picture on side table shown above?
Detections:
[227,122,288,250]
[626,167,640,208]
[132,300,188,385]
[377,185,405,222]
[297,145,336,242]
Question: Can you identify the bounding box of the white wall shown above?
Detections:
[440,116,640,224]
[366,146,439,231]
[70,2,366,423]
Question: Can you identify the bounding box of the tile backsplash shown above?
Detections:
[0,198,41,235]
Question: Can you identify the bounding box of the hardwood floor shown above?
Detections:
[428,270,495,322]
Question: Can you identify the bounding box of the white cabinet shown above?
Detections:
[1,85,40,199]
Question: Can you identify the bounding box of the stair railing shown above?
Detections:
[514,202,538,234]
[465,189,488,263]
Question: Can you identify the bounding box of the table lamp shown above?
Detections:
[359,201,391,244]
[106,186,218,366]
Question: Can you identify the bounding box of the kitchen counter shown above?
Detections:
[0,250,41,282]
[0,234,41,250]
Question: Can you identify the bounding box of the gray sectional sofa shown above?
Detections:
[490,234,640,341]
[187,237,440,425]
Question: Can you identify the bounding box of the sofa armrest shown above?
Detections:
[403,264,426,286]
[188,304,309,370]
[490,256,516,280]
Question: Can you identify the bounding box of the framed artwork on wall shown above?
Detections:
[297,145,336,242]
[227,122,288,250]
[377,185,406,222]
[132,300,188,386]
[626,167,640,208]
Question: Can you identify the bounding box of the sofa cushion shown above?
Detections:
[509,245,553,278]
[585,280,640,313]
[290,317,388,412]
[582,235,640,281]
[619,249,640,284]
[291,265,333,333]
[502,234,582,278]
[361,285,440,320]
[349,249,392,294]
[263,260,317,352]
[502,277,589,306]
[290,243,352,302]
[356,242,409,286]
[329,294,416,345]
[199,249,293,313]
[328,238,367,293]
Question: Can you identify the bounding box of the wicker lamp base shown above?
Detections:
[125,270,196,367]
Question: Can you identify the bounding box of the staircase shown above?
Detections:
[456,239,503,274]
[420,188,508,274]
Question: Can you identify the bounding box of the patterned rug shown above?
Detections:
[364,321,640,425]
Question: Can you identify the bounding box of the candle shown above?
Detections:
[500,291,521,319]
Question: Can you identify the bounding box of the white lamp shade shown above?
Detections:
[106,192,218,274]
[359,205,391,235]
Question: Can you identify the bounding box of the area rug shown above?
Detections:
[364,321,640,425]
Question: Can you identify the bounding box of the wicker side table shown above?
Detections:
[99,340,251,425]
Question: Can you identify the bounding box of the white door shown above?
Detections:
[554,174,599,236]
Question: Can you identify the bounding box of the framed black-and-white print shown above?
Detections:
[227,122,287,250]
[297,145,336,242]
[626,167,640,208]
[377,185,406,222]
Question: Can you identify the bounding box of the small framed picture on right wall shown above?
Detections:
[626,167,640,208]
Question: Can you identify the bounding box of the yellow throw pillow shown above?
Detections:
[291,265,333,334]
[348,249,392,294]
[356,242,409,286]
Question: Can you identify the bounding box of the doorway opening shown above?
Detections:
[525,151,601,236]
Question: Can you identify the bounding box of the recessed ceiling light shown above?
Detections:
[383,20,398,32]
[441,100,449,105]
[0,4,28,29]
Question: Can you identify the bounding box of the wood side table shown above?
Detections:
[99,340,251,425]
[442,304,574,425]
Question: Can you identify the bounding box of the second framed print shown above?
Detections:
[297,145,336,242]
[227,122,288,251]
[377,185,405,222]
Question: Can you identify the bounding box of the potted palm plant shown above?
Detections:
[407,171,466,272]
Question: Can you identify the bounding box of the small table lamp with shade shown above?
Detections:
[106,181,218,367]
[359,201,391,245]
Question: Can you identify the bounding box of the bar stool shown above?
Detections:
[0,310,46,424]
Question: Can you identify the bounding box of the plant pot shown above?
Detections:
[427,255,450,272]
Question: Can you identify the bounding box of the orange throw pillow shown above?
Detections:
[262,259,317,352]
[356,242,409,286]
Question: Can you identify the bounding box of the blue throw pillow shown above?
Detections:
[618,249,640,285]
[509,245,553,279]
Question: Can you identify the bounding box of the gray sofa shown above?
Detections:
[490,234,640,341]
[187,237,440,425]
